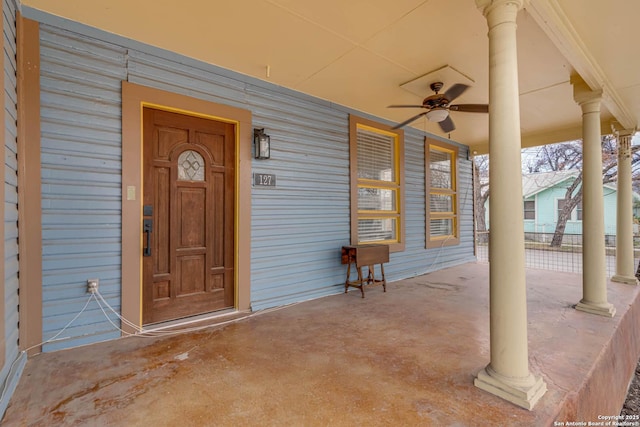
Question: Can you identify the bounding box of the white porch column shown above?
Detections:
[612,128,638,285]
[572,75,616,317]
[474,0,546,410]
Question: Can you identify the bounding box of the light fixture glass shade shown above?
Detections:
[425,108,449,122]
[253,129,271,159]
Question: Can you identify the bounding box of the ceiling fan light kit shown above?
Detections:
[425,108,449,122]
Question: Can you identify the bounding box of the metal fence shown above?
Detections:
[475,231,640,277]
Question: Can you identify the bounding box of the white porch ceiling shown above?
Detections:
[23,0,640,152]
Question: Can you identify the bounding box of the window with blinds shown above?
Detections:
[349,115,404,250]
[426,139,459,248]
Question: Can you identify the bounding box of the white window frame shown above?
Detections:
[523,199,536,220]
[556,198,582,222]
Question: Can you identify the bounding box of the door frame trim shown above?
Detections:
[17,15,44,354]
[122,81,252,332]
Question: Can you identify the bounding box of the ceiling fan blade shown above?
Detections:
[449,104,489,113]
[392,112,428,129]
[388,104,426,108]
[438,115,455,133]
[444,83,469,102]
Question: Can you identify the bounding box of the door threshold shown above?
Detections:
[143,308,252,333]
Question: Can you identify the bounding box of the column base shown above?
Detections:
[611,274,639,286]
[575,300,616,317]
[474,365,547,410]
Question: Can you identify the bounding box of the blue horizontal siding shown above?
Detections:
[39,24,125,351]
[246,82,351,309]
[35,15,476,348]
[1,0,21,418]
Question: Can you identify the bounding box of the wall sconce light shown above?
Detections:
[253,128,271,160]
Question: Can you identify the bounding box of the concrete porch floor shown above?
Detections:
[3,262,640,426]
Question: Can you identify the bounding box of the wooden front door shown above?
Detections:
[142,107,235,325]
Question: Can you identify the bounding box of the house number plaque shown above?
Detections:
[253,173,276,187]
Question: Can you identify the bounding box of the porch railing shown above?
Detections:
[475,231,640,278]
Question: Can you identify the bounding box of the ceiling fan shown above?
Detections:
[388,82,488,133]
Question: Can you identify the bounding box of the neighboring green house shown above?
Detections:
[485,170,640,236]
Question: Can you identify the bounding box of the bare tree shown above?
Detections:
[473,154,490,243]
[526,141,584,246]
[524,142,583,173]
[481,135,640,248]
[550,171,583,247]
[526,136,640,247]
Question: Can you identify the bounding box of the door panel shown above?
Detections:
[143,107,235,325]
[178,188,205,247]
